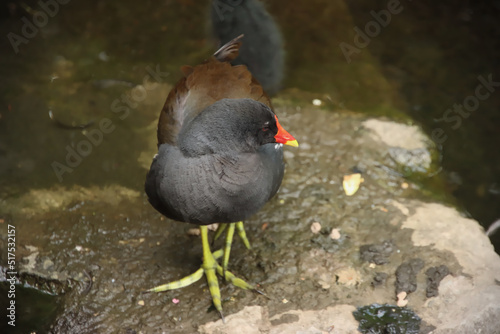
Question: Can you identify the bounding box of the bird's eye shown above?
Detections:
[262,121,270,132]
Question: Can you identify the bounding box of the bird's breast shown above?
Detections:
[150,145,284,225]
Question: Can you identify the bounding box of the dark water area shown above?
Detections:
[0,283,60,333]
[0,0,499,331]
[342,0,500,251]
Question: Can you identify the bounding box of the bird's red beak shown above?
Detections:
[274,115,298,147]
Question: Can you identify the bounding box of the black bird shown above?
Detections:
[212,0,284,95]
[145,35,297,320]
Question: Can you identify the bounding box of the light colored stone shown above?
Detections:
[402,203,500,281]
[363,119,433,172]
[363,119,429,151]
[402,203,500,333]
[199,305,359,334]
[330,228,341,240]
[390,200,410,216]
[199,306,270,334]
[311,222,321,234]
[336,267,362,287]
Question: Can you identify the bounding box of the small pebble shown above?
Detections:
[207,223,219,231]
[138,300,145,306]
[312,99,322,106]
[98,51,109,62]
[329,228,341,239]
[396,291,408,307]
[311,222,321,234]
[187,228,200,236]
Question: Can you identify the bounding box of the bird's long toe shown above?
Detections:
[146,226,257,321]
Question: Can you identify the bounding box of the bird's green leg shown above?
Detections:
[146,267,205,292]
[222,223,235,278]
[216,264,254,290]
[147,250,225,293]
[217,222,251,280]
[200,225,224,320]
[146,225,259,321]
[146,226,225,320]
[214,221,251,249]
[213,223,227,242]
[235,221,251,249]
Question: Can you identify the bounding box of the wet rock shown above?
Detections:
[425,265,450,297]
[360,240,394,265]
[402,203,500,332]
[362,119,434,174]
[395,258,425,294]
[372,272,388,287]
[199,305,358,334]
[311,231,341,254]
[269,312,299,326]
[362,120,430,151]
[336,267,362,287]
[0,185,140,216]
[2,102,500,333]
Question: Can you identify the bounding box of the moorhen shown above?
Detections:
[144,35,297,320]
[211,0,284,95]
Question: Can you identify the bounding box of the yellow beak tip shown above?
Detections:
[285,139,299,147]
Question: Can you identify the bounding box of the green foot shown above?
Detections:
[214,221,251,276]
[146,225,255,321]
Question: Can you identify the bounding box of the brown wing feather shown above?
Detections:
[213,34,244,62]
[157,36,272,146]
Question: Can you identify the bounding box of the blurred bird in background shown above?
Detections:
[211,0,285,95]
